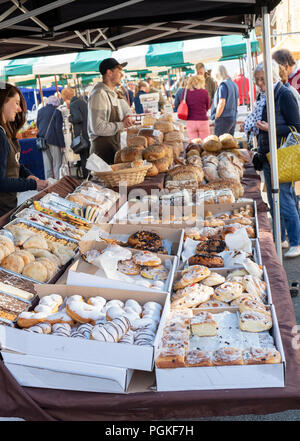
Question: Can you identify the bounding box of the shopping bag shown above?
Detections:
[70,134,89,154]
[36,136,49,151]
[266,130,300,183]
[177,88,188,120]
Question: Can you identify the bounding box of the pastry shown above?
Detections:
[90,316,130,342]
[127,231,162,249]
[117,259,140,276]
[171,284,213,309]
[239,310,272,332]
[22,261,49,282]
[34,294,63,314]
[6,225,35,246]
[174,265,211,290]
[188,253,224,268]
[190,311,218,337]
[140,264,169,280]
[46,242,75,266]
[212,347,244,365]
[201,272,226,287]
[25,248,60,266]
[13,250,35,266]
[156,343,187,368]
[65,295,105,325]
[196,239,227,255]
[197,299,229,308]
[243,347,281,364]
[36,257,58,279]
[185,350,212,367]
[1,253,25,274]
[132,250,161,267]
[22,234,48,250]
[213,281,244,302]
[0,236,15,254]
[238,298,267,315]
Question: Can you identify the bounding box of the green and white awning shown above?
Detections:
[1,33,259,81]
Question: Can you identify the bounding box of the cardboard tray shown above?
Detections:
[155,304,285,391]
[0,284,169,372]
[68,240,178,295]
[80,223,184,258]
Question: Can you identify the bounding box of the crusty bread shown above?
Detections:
[143,144,167,161]
[219,133,238,150]
[153,156,170,173]
[127,135,148,148]
[203,135,222,152]
[153,121,174,133]
[146,163,159,177]
[120,146,144,163]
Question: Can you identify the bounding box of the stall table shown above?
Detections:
[0,166,300,421]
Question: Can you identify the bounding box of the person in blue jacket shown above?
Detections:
[0,83,48,217]
[133,81,149,114]
[37,95,65,179]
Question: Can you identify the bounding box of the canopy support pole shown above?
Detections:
[37,74,44,106]
[246,36,255,112]
[261,6,282,262]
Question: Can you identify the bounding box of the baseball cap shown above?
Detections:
[99,58,128,75]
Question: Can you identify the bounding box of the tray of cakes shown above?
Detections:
[67,241,178,294]
[1,219,77,284]
[154,302,285,390]
[0,285,38,327]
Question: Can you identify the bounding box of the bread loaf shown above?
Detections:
[164,144,174,167]
[203,135,222,152]
[127,135,148,148]
[142,115,157,127]
[143,144,167,161]
[158,113,174,123]
[153,156,170,173]
[219,133,238,150]
[146,163,159,177]
[120,146,143,163]
[154,121,174,133]
[114,149,123,164]
[164,130,184,143]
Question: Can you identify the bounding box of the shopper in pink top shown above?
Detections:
[181,75,210,141]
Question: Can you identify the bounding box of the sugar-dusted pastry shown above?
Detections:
[243,347,281,364]
[190,311,218,337]
[239,310,272,332]
[140,264,169,280]
[213,281,244,303]
[171,284,213,309]
[65,295,105,325]
[212,347,244,365]
[201,272,226,287]
[185,349,212,367]
[117,258,140,276]
[22,234,48,250]
[174,265,211,291]
[132,250,161,267]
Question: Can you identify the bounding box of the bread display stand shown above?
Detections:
[0,284,169,393]
[67,240,177,295]
[155,305,285,391]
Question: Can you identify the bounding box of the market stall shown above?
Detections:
[0,0,294,422]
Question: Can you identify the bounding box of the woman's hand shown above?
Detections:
[256,120,269,131]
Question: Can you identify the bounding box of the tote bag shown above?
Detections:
[177,88,188,120]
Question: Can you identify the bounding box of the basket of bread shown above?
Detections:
[94,161,152,188]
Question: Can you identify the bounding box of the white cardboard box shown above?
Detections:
[155,305,285,391]
[0,285,169,372]
[67,240,178,294]
[81,223,184,258]
[1,352,133,393]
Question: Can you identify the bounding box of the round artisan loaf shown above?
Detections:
[203,135,222,152]
[153,156,170,173]
[219,133,238,150]
[120,146,144,163]
[153,120,174,133]
[127,135,148,148]
[164,130,184,143]
[163,144,174,167]
[146,163,159,177]
[143,144,167,161]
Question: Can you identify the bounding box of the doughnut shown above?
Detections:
[119,330,135,345]
[132,250,161,267]
[34,294,63,314]
[52,323,72,337]
[143,301,162,313]
[212,281,244,303]
[25,323,52,334]
[185,350,212,367]
[105,299,124,309]
[90,316,130,342]
[117,258,140,276]
[86,296,106,310]
[174,265,211,290]
[212,347,244,365]
[124,299,142,316]
[243,347,282,364]
[201,272,226,287]
[131,317,157,332]
[140,264,169,280]
[128,231,162,249]
[17,311,49,328]
[44,308,74,326]
[196,239,227,255]
[190,311,218,337]
[239,310,272,332]
[77,323,93,338]
[106,306,125,320]
[65,296,106,325]
[188,253,224,268]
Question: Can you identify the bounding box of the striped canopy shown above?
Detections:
[1,33,259,80]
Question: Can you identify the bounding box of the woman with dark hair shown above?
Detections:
[0,83,48,217]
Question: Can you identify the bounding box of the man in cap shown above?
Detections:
[88,57,135,164]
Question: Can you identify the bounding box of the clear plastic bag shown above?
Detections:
[280,131,300,149]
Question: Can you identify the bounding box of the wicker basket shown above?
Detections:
[94,163,152,187]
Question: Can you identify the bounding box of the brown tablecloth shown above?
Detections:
[1,167,300,421]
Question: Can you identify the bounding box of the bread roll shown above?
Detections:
[127,135,148,148]
[153,156,170,173]
[203,135,222,152]
[143,144,167,161]
[120,146,143,163]
[219,133,238,150]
